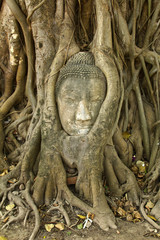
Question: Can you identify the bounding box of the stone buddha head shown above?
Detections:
[56,52,107,136]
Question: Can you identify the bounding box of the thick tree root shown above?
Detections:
[23,180,40,240]
[47,202,71,226]
[104,145,140,205]
[140,199,160,229]
[63,186,117,231]
[1,191,28,229]
[146,158,160,192]
[151,199,160,221]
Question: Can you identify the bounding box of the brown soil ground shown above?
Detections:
[0,216,160,240]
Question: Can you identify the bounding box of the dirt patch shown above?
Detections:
[0,217,159,240]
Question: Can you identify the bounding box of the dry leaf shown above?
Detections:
[88,212,95,220]
[6,203,15,211]
[147,215,157,221]
[131,165,139,175]
[77,214,86,220]
[136,160,146,173]
[124,201,132,211]
[8,178,17,184]
[117,207,126,217]
[45,224,54,232]
[2,216,9,223]
[133,218,141,223]
[126,213,133,222]
[0,170,8,177]
[0,237,8,240]
[145,201,154,210]
[137,173,144,178]
[132,211,142,219]
[122,132,131,139]
[9,165,15,171]
[129,206,136,212]
[55,222,64,231]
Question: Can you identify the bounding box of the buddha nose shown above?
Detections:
[76,100,91,121]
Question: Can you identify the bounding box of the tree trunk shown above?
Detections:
[0,0,160,239]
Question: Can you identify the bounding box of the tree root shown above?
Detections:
[151,198,160,221]
[140,199,160,230]
[22,180,40,240]
[47,202,71,226]
[63,186,117,231]
[104,145,140,205]
[1,191,27,230]
[0,162,21,198]
[146,157,160,192]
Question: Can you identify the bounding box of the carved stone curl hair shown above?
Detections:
[55,52,106,97]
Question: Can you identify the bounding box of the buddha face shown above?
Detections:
[57,77,106,136]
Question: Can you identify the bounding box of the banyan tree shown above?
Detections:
[0,0,160,239]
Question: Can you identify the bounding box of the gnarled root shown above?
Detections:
[145,157,160,222]
[63,185,117,231]
[104,145,140,205]
[150,197,160,221]
[140,199,160,229]
[23,180,40,240]
[1,191,28,229]
[146,157,160,193]
[48,202,71,226]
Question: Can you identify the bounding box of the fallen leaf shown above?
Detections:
[45,224,54,232]
[55,222,64,231]
[77,214,86,220]
[6,203,15,211]
[117,207,126,217]
[0,170,8,177]
[147,215,157,221]
[124,201,132,211]
[8,178,17,184]
[2,216,9,223]
[136,160,146,173]
[137,173,145,178]
[126,213,133,222]
[0,237,8,240]
[122,132,131,139]
[88,212,95,220]
[132,211,142,219]
[133,218,141,223]
[131,165,139,175]
[145,200,154,210]
[129,206,136,212]
[9,165,15,171]
[77,223,83,229]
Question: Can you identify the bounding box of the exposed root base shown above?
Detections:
[140,199,160,230]
[151,199,160,221]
